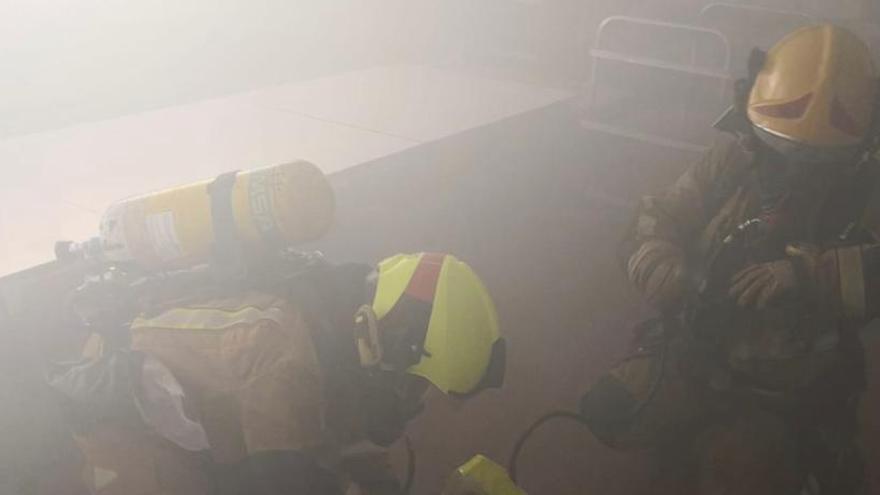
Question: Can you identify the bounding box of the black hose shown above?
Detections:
[626,333,668,420]
[507,331,670,486]
[507,411,588,484]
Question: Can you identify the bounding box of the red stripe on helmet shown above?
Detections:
[404,252,446,303]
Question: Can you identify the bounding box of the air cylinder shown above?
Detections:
[95,161,334,270]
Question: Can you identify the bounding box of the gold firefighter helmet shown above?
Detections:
[361,253,505,397]
[748,24,877,162]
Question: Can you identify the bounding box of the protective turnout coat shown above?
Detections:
[622,135,880,391]
[587,135,879,493]
[69,263,400,495]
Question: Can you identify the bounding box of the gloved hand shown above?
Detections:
[627,240,688,311]
[729,244,838,311]
[729,257,799,309]
[68,274,137,332]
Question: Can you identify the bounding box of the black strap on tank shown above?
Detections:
[207,171,244,278]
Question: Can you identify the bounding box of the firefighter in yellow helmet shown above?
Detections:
[63,252,504,495]
[582,24,878,494]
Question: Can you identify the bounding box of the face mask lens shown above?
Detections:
[753,126,862,166]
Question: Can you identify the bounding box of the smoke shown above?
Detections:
[2,2,880,495]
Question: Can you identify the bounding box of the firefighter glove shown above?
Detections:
[729,259,799,309]
[627,240,688,311]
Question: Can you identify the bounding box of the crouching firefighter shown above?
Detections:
[51,251,505,495]
[580,24,880,494]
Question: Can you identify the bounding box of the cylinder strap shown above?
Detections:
[247,167,286,249]
[207,171,243,273]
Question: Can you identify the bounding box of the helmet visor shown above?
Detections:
[753,124,863,165]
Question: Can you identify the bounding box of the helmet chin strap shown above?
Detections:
[354,304,384,368]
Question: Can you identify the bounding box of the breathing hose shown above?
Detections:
[506,411,588,484]
[507,331,670,485]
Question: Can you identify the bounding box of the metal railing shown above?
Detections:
[698,3,814,26]
[697,2,815,74]
[582,16,733,153]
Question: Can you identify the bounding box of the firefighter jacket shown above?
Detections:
[72,262,401,495]
[621,135,880,391]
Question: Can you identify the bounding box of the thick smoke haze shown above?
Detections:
[2,2,880,494]
[0,0,592,275]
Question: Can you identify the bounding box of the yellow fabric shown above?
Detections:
[748,24,876,147]
[79,290,399,494]
[407,255,500,394]
[131,292,326,464]
[131,292,286,331]
[81,332,105,360]
[444,455,525,495]
[131,304,285,331]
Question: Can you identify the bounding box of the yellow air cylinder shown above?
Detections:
[97,161,335,270]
